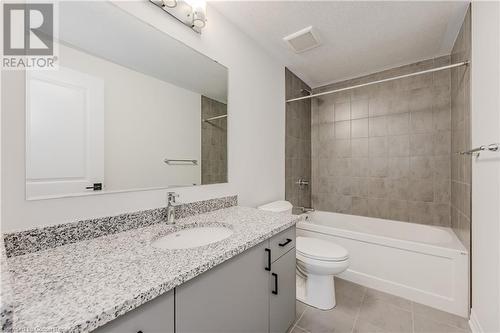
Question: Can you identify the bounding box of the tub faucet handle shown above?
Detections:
[296,178,309,186]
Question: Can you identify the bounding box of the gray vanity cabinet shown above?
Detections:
[267,227,296,333]
[93,290,174,333]
[175,240,270,333]
[270,249,296,333]
[176,226,296,333]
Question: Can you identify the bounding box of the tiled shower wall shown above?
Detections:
[285,68,311,210]
[311,57,452,226]
[451,7,472,251]
[201,96,227,185]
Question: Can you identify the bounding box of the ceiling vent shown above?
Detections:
[283,26,321,53]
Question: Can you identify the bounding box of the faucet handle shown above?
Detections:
[167,192,179,204]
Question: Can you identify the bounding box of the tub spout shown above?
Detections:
[297,206,315,213]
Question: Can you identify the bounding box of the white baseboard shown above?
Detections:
[469,309,484,333]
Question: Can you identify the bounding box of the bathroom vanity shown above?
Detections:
[4,205,300,333]
[95,227,296,333]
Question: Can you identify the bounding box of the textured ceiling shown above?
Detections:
[210,1,469,87]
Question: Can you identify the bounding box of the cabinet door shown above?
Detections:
[176,241,270,333]
[270,249,296,333]
[93,290,174,333]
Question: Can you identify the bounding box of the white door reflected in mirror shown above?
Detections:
[26,67,104,198]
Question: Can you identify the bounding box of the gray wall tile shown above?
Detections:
[311,56,453,226]
[285,68,312,209]
[352,138,369,157]
[351,99,369,119]
[335,102,351,122]
[410,110,433,133]
[335,121,351,139]
[387,113,409,135]
[369,116,388,137]
[201,96,227,185]
[352,118,369,138]
[388,135,410,157]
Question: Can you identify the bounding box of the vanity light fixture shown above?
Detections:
[150,0,207,33]
[188,0,207,29]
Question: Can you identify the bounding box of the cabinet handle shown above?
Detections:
[265,248,271,271]
[272,273,278,295]
[278,238,292,247]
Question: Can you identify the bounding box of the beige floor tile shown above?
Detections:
[297,307,356,333]
[335,277,367,300]
[358,295,413,333]
[414,314,470,333]
[289,325,309,333]
[412,302,470,331]
[364,288,412,311]
[334,288,365,317]
[352,319,386,333]
[297,300,308,319]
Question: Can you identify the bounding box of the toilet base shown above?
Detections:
[296,273,336,310]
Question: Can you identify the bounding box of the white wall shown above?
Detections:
[59,44,202,190]
[470,2,500,332]
[0,1,285,232]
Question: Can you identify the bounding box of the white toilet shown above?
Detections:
[257,201,350,310]
[296,236,350,309]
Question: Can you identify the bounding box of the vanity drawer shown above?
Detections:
[269,226,296,263]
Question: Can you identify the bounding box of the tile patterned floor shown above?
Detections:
[290,278,471,333]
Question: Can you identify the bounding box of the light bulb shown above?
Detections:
[162,0,177,8]
[188,0,206,29]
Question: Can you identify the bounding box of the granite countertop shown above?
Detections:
[0,238,13,333]
[6,206,301,333]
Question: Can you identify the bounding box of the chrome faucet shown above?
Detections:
[166,192,179,224]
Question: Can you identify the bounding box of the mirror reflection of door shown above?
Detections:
[26,67,105,198]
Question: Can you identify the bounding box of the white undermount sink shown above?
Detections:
[152,226,233,250]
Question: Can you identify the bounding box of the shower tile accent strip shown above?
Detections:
[2,195,237,257]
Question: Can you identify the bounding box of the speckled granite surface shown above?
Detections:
[0,239,13,333]
[6,206,301,333]
[3,196,237,257]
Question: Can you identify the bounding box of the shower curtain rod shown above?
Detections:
[286,61,470,103]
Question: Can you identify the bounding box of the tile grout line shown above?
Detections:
[350,286,367,333]
[291,304,307,333]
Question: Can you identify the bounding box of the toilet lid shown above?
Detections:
[257,200,292,213]
[296,236,349,262]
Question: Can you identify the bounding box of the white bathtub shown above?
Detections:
[297,211,469,317]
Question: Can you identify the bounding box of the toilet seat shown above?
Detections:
[296,236,349,262]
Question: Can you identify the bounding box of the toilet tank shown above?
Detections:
[257,201,293,214]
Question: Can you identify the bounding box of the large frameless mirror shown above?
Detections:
[25,1,228,200]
